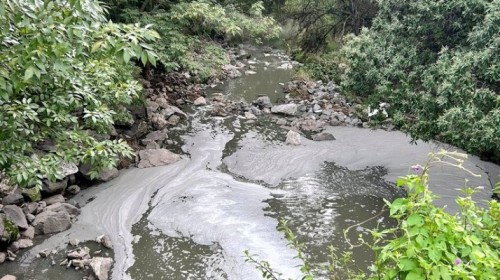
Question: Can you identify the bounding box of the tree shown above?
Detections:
[0,0,159,188]
[283,0,378,52]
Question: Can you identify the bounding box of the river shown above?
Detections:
[3,46,499,280]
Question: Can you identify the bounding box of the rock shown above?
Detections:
[33,211,71,235]
[60,162,78,177]
[144,140,160,149]
[69,238,80,246]
[21,226,35,239]
[0,252,6,264]
[90,257,113,280]
[123,120,149,139]
[155,97,169,109]
[35,201,46,214]
[167,115,181,126]
[245,70,256,75]
[43,194,65,206]
[285,130,301,145]
[42,177,68,195]
[0,214,19,242]
[271,104,298,116]
[137,149,182,168]
[0,275,16,280]
[46,202,80,217]
[297,118,325,132]
[253,96,272,108]
[3,205,28,230]
[330,119,342,126]
[22,202,38,215]
[151,113,168,130]
[67,247,90,260]
[212,93,224,102]
[212,105,227,117]
[21,187,41,202]
[66,185,80,195]
[222,64,242,78]
[143,130,168,143]
[25,213,35,224]
[244,112,257,120]
[161,105,187,118]
[96,235,112,249]
[38,249,50,258]
[276,118,287,126]
[312,133,336,141]
[10,238,33,250]
[313,104,322,113]
[193,96,206,106]
[2,189,24,205]
[98,168,119,182]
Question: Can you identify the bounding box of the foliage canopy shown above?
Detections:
[0,0,158,188]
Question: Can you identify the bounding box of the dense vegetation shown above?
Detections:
[105,0,281,81]
[341,0,500,162]
[0,0,158,188]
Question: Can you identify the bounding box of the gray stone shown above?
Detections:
[0,275,16,280]
[271,104,298,116]
[244,112,257,120]
[2,189,24,205]
[193,96,206,106]
[68,247,90,260]
[254,96,272,108]
[0,252,6,264]
[25,213,35,224]
[151,113,168,130]
[167,115,181,126]
[33,211,71,235]
[145,129,168,142]
[46,202,80,217]
[3,205,28,230]
[144,140,160,150]
[43,194,65,206]
[21,226,35,239]
[297,118,325,132]
[22,202,38,214]
[38,249,50,258]
[276,118,287,126]
[137,149,182,169]
[98,168,119,182]
[285,130,301,145]
[313,104,322,113]
[312,133,336,141]
[96,235,113,249]
[10,238,33,250]
[42,177,68,194]
[330,119,342,126]
[21,187,41,202]
[66,185,80,195]
[90,257,113,280]
[60,162,78,177]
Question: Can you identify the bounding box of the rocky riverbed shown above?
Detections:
[0,45,498,280]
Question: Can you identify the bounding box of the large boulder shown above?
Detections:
[253,96,272,109]
[21,187,41,202]
[33,210,71,235]
[2,189,24,205]
[0,213,19,243]
[42,177,68,195]
[285,130,301,145]
[3,205,28,230]
[46,202,80,217]
[137,149,181,168]
[0,275,17,280]
[43,194,65,205]
[90,257,113,280]
[271,104,298,116]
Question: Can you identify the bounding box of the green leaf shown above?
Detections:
[24,66,35,81]
[407,214,424,226]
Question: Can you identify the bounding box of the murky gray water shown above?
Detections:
[3,46,499,280]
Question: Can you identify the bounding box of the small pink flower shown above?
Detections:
[411,164,423,174]
[454,258,462,265]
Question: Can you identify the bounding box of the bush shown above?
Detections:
[0,0,158,187]
[341,0,500,161]
[117,1,281,81]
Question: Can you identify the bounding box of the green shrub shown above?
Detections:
[341,0,500,161]
[0,0,158,187]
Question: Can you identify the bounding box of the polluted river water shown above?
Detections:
[3,46,499,280]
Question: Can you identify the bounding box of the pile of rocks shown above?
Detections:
[37,236,113,280]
